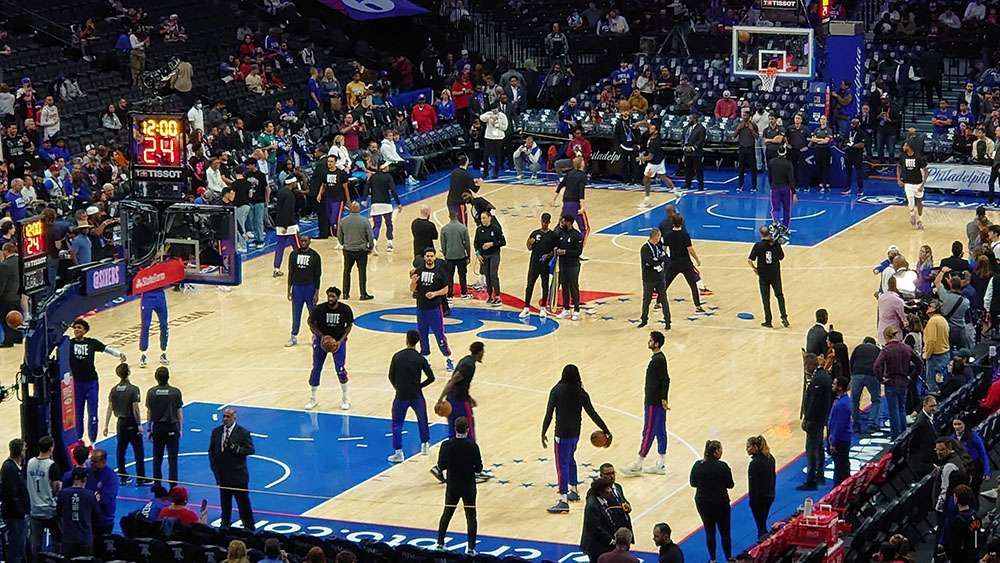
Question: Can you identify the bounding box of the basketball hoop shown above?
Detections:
[756,68,779,92]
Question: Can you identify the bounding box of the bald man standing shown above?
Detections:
[208,408,255,530]
[337,201,375,300]
[411,205,439,261]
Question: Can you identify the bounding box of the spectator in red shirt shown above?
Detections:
[238,35,256,59]
[451,69,474,126]
[713,90,738,119]
[393,56,414,90]
[157,486,206,525]
[565,128,593,163]
[410,94,437,133]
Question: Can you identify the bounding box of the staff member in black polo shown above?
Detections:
[208,408,256,530]
[762,114,784,166]
[103,364,146,486]
[842,118,867,196]
[447,155,481,225]
[436,416,482,555]
[784,113,809,189]
[145,367,183,489]
[748,225,788,328]
[638,228,670,329]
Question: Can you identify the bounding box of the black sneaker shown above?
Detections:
[795,482,818,491]
[119,475,134,486]
[781,318,790,327]
[360,294,374,301]
[430,466,445,483]
[636,321,648,328]
[760,321,773,328]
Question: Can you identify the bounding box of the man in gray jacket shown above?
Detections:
[337,201,374,300]
[440,212,471,299]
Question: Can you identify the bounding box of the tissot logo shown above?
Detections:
[136,168,184,179]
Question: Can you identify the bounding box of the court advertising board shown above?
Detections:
[924,163,992,192]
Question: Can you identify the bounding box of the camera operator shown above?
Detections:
[933,268,971,350]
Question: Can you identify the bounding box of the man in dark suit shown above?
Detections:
[436,416,482,555]
[805,309,829,356]
[798,353,832,491]
[503,76,527,118]
[598,463,631,532]
[208,408,256,530]
[682,113,705,190]
[906,395,938,477]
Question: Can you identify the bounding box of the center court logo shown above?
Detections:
[341,0,395,13]
[354,307,559,341]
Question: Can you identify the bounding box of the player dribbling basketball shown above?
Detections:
[431,341,485,483]
[306,287,353,411]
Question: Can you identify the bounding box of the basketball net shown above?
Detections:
[756,68,779,92]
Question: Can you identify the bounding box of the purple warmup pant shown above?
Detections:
[373,213,394,241]
[416,306,451,357]
[309,336,348,386]
[290,283,316,336]
[446,397,475,442]
[638,404,668,457]
[554,437,579,494]
[561,201,590,245]
[390,397,430,450]
[273,233,300,269]
[770,186,792,227]
[74,379,99,442]
[326,200,345,237]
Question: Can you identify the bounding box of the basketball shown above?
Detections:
[434,400,452,417]
[590,430,610,448]
[737,30,751,43]
[320,335,337,352]
[5,310,23,329]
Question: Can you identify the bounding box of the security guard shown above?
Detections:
[145,367,183,489]
[103,364,146,486]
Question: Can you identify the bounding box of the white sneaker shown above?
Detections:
[285,336,297,347]
[139,354,148,368]
[571,312,580,321]
[642,196,651,208]
[644,463,667,475]
[159,353,170,366]
[621,462,642,476]
[340,399,351,410]
[516,174,524,180]
[579,255,589,261]
[387,450,405,463]
[539,307,548,319]
[557,310,572,319]
[909,213,916,226]
[519,307,530,318]
[387,241,394,253]
[421,442,430,455]
[304,399,318,410]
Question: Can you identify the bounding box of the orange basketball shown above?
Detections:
[737,30,751,43]
[434,400,452,417]
[5,310,23,329]
[320,335,337,352]
[590,430,610,448]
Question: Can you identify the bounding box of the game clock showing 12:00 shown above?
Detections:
[133,115,185,168]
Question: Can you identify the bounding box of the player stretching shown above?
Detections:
[542,364,611,514]
[411,248,454,371]
[551,157,590,258]
[138,288,168,368]
[286,236,321,347]
[387,330,435,463]
[305,287,353,410]
[521,213,557,318]
[431,341,485,482]
[622,331,670,476]
[69,319,126,444]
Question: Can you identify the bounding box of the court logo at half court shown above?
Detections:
[354,307,559,341]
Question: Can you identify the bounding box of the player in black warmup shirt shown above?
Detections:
[521,213,558,319]
[551,157,591,251]
[69,318,126,444]
[542,364,611,514]
[641,124,675,208]
[411,248,454,371]
[448,155,481,225]
[896,140,928,230]
[305,287,354,411]
[555,215,583,320]
[662,215,705,313]
[272,177,300,276]
[748,226,788,328]
[387,330,435,463]
[286,236,322,347]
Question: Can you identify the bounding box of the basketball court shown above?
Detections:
[0,166,980,560]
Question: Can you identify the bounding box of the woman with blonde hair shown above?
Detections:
[435,88,455,122]
[746,435,776,539]
[224,540,250,563]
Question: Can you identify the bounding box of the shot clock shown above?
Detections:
[129,113,188,200]
[17,214,49,295]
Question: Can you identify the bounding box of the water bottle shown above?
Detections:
[803,497,814,517]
